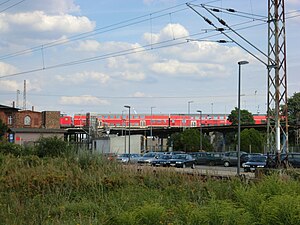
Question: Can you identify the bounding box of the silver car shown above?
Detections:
[116,153,141,164]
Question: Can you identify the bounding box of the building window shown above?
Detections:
[8,115,13,125]
[24,115,31,126]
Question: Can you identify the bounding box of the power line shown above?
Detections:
[0,0,219,61]
[0,0,26,13]
[0,1,298,79]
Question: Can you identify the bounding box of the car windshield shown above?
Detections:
[172,154,187,159]
[142,153,156,157]
[249,156,266,162]
[118,154,130,157]
[157,155,172,159]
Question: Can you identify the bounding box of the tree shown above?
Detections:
[286,92,300,146]
[240,128,264,153]
[287,92,300,126]
[169,129,213,152]
[227,107,255,125]
[0,119,8,139]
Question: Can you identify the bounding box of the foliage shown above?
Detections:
[0,140,23,156]
[1,154,300,224]
[228,107,255,125]
[35,136,75,157]
[170,128,213,152]
[0,118,8,139]
[287,92,300,126]
[240,128,264,153]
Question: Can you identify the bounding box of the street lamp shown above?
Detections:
[197,110,203,151]
[188,101,193,127]
[188,101,193,115]
[124,105,131,161]
[237,60,249,176]
[150,106,156,152]
[122,110,126,154]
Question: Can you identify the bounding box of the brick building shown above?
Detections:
[0,104,19,128]
[0,104,64,145]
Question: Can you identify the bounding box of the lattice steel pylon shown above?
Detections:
[267,0,288,155]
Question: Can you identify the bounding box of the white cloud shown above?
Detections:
[131,92,146,97]
[56,71,110,85]
[0,62,18,76]
[143,23,189,43]
[3,11,95,35]
[0,80,19,91]
[150,59,227,78]
[0,79,41,92]
[59,95,109,106]
[151,60,199,75]
[9,0,80,14]
[75,40,101,52]
[117,71,146,81]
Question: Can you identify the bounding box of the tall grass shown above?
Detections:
[1,153,300,224]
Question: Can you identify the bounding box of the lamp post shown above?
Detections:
[188,101,193,115]
[122,110,126,154]
[188,101,193,127]
[124,105,131,161]
[197,110,203,151]
[237,60,249,176]
[150,106,155,152]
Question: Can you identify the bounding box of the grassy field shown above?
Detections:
[1,153,300,225]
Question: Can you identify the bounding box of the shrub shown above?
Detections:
[0,141,23,156]
[35,136,74,157]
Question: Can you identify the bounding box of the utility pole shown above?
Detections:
[23,80,26,110]
[187,1,288,157]
[267,0,288,157]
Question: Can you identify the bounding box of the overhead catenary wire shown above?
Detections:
[0,0,219,61]
[0,1,299,79]
[0,0,25,13]
[0,19,269,79]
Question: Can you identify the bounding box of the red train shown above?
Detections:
[60,113,267,128]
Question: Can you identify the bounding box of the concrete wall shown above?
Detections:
[13,132,64,146]
[92,135,142,154]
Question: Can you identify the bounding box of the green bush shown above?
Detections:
[0,141,23,156]
[35,136,74,157]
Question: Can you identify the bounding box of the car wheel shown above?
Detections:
[208,161,215,166]
[191,163,195,169]
[224,161,230,167]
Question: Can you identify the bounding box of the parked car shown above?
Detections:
[116,153,141,164]
[137,152,164,165]
[240,153,264,167]
[189,152,209,165]
[151,154,173,167]
[222,151,247,167]
[244,155,267,172]
[167,154,196,169]
[205,152,225,166]
[286,153,300,168]
[270,152,300,168]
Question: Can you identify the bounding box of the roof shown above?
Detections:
[9,128,66,134]
[0,104,19,111]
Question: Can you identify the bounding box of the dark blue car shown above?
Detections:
[244,155,267,172]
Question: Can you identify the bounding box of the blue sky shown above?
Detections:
[0,0,299,116]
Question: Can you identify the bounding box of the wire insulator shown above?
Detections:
[227,8,236,13]
[218,19,227,26]
[204,18,213,25]
[216,28,225,32]
[212,8,220,12]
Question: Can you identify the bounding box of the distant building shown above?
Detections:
[0,104,64,146]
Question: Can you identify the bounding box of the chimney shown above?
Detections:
[32,106,34,111]
[12,101,15,108]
